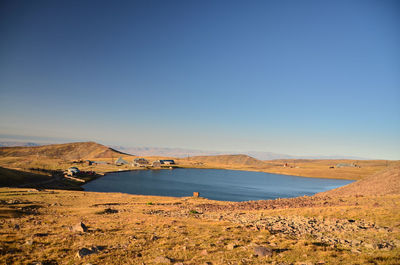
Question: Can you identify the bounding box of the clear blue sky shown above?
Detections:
[0,0,399,159]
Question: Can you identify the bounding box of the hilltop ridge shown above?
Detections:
[186,154,266,168]
[0,141,130,161]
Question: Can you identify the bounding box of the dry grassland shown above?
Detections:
[1,142,399,264]
[177,156,400,180]
[0,187,399,265]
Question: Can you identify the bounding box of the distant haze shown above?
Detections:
[0,141,39,147]
[0,140,368,160]
[111,146,369,160]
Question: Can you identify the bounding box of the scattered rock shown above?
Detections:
[200,249,208,255]
[7,199,22,205]
[154,256,172,264]
[102,208,118,214]
[150,235,159,241]
[363,243,375,249]
[253,246,273,257]
[76,247,98,258]
[70,222,88,233]
[227,243,238,250]
[34,233,48,237]
[377,242,395,250]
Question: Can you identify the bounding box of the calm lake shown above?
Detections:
[83,168,353,201]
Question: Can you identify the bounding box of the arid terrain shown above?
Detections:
[1,142,398,183]
[0,142,399,264]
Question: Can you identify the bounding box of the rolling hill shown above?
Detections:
[186,154,267,168]
[0,141,130,161]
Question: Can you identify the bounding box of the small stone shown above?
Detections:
[103,208,118,214]
[363,243,374,249]
[70,222,88,233]
[154,256,172,264]
[200,249,208,255]
[253,246,273,257]
[351,248,361,253]
[227,243,238,250]
[76,247,97,258]
[25,239,33,245]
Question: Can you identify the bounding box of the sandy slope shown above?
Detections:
[319,166,400,196]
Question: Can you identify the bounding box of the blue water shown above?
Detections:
[83,168,353,202]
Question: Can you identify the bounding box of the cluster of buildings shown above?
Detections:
[115,157,176,168]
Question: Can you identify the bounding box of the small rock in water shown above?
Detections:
[253,246,273,257]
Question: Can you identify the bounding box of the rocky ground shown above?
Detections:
[0,186,399,265]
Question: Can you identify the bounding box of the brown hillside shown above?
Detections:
[318,166,400,196]
[188,154,266,167]
[0,167,52,186]
[0,141,129,161]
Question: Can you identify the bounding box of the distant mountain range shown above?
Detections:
[0,141,40,147]
[110,146,368,160]
[0,141,368,160]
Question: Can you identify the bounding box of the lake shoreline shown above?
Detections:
[83,168,353,202]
